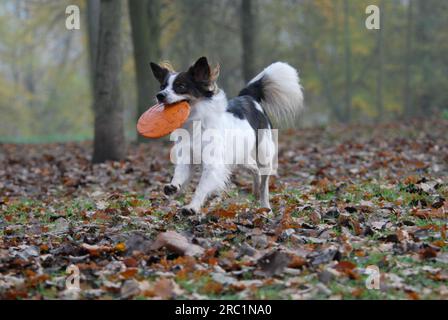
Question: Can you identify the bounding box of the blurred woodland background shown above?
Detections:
[1,1,448,300]
[1,0,448,147]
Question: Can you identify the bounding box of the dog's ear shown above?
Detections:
[211,63,220,82]
[150,62,169,84]
[188,57,211,83]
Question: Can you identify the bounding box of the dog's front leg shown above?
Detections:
[164,164,192,196]
[181,164,229,215]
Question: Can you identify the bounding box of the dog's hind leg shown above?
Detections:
[245,163,261,200]
[254,130,276,210]
[260,174,271,210]
[253,173,261,199]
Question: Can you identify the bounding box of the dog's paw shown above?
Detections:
[164,184,179,196]
[181,206,198,216]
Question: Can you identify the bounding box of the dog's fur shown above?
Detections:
[150,57,304,215]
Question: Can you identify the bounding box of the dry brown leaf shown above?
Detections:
[152,278,179,299]
[258,250,291,277]
[412,208,446,219]
[419,247,438,260]
[151,231,205,257]
[288,255,307,269]
[81,243,112,256]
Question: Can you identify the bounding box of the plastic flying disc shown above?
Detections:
[137,101,191,139]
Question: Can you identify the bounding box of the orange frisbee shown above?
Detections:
[137,101,191,139]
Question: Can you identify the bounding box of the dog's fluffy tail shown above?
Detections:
[239,62,304,128]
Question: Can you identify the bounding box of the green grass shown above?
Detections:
[254,285,285,300]
[315,190,337,201]
[442,109,448,120]
[2,176,446,300]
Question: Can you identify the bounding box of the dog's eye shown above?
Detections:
[160,84,167,90]
[177,84,186,91]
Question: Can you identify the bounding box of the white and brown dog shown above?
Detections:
[150,57,304,215]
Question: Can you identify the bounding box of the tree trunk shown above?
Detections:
[146,0,162,113]
[343,0,352,122]
[415,0,432,115]
[404,0,413,117]
[147,0,162,63]
[376,0,384,121]
[87,0,100,90]
[129,0,152,143]
[92,0,126,164]
[330,1,343,121]
[129,0,161,143]
[241,0,256,83]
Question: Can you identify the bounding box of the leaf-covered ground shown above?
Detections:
[1,119,447,300]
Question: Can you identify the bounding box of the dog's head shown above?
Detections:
[150,57,220,104]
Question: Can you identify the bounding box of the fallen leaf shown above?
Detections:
[120,280,140,299]
[152,278,180,299]
[288,255,307,269]
[419,247,438,260]
[309,247,340,266]
[115,243,126,253]
[257,250,291,277]
[151,231,205,257]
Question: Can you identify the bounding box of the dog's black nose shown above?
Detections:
[156,93,166,103]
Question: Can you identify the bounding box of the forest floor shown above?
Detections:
[1,119,447,300]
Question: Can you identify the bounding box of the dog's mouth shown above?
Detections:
[176,99,192,106]
[160,99,188,106]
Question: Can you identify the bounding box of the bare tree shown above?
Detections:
[404,0,413,117]
[129,0,161,142]
[241,0,256,83]
[376,0,384,121]
[343,0,352,122]
[147,0,162,63]
[414,0,433,115]
[129,0,152,141]
[87,0,100,89]
[92,0,126,163]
